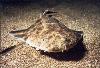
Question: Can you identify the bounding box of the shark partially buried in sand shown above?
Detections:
[9,10,83,52]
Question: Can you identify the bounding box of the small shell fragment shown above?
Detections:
[9,10,83,52]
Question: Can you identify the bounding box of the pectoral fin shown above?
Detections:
[9,29,27,41]
[74,31,83,41]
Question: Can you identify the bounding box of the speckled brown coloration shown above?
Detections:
[9,10,82,52]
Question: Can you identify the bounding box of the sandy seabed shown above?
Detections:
[0,0,100,68]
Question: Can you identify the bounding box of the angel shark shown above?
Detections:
[9,10,83,52]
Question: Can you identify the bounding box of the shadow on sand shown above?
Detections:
[40,37,87,61]
[0,45,16,55]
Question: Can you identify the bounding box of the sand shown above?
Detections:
[0,0,100,68]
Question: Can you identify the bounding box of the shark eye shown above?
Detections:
[43,10,57,15]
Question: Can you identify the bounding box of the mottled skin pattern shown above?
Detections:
[9,10,82,52]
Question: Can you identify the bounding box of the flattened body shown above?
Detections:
[10,10,82,52]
